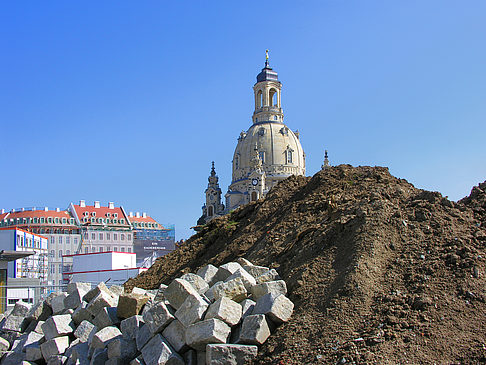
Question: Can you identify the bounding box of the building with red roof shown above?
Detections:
[0,201,173,287]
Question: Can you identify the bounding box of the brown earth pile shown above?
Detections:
[126,165,486,364]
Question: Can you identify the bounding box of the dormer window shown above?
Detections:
[84,212,89,216]
[106,213,111,217]
[113,213,118,218]
[91,212,96,217]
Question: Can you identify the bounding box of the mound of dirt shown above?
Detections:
[126,165,486,364]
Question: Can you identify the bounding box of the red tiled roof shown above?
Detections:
[0,213,8,221]
[73,204,128,226]
[128,216,157,223]
[5,210,73,219]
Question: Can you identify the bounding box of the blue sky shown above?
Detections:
[1,1,485,239]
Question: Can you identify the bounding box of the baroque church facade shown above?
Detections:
[198,54,306,225]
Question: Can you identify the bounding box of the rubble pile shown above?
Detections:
[126,166,486,364]
[0,260,293,364]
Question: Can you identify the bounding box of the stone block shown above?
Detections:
[252,293,294,324]
[206,344,258,365]
[175,293,209,327]
[236,258,253,267]
[120,314,145,340]
[46,354,67,365]
[51,293,68,314]
[26,344,43,362]
[70,341,90,363]
[33,320,45,334]
[65,286,90,310]
[225,268,256,291]
[93,306,119,329]
[67,282,91,295]
[214,262,243,283]
[213,278,247,302]
[240,299,256,319]
[205,281,223,302]
[0,351,26,364]
[238,314,270,345]
[141,334,184,365]
[2,314,24,332]
[181,273,210,295]
[23,330,44,347]
[83,282,109,303]
[0,336,9,352]
[242,265,269,278]
[136,321,153,351]
[11,300,32,316]
[26,300,53,322]
[250,280,287,300]
[141,299,155,315]
[117,293,150,319]
[109,285,124,297]
[196,264,219,286]
[154,285,167,302]
[86,290,118,317]
[162,320,187,353]
[129,356,145,365]
[64,338,79,358]
[255,269,280,284]
[90,348,108,365]
[90,326,123,349]
[164,278,200,310]
[107,337,137,361]
[204,297,242,326]
[185,318,231,351]
[182,349,197,365]
[41,314,75,341]
[72,301,93,325]
[40,336,70,360]
[131,287,148,295]
[143,301,175,334]
[74,320,97,343]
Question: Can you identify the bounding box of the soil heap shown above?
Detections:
[126,165,486,364]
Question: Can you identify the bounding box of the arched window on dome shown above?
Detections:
[257,90,263,108]
[259,151,265,164]
[285,148,294,164]
[269,88,278,107]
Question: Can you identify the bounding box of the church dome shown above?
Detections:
[225,53,305,211]
[231,122,305,183]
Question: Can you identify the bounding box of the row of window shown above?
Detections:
[82,217,125,225]
[83,211,118,218]
[16,235,43,249]
[83,246,131,254]
[132,222,159,228]
[0,217,75,226]
[50,236,79,245]
[233,150,293,169]
[83,232,131,241]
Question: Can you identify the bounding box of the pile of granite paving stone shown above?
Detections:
[0,258,294,365]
